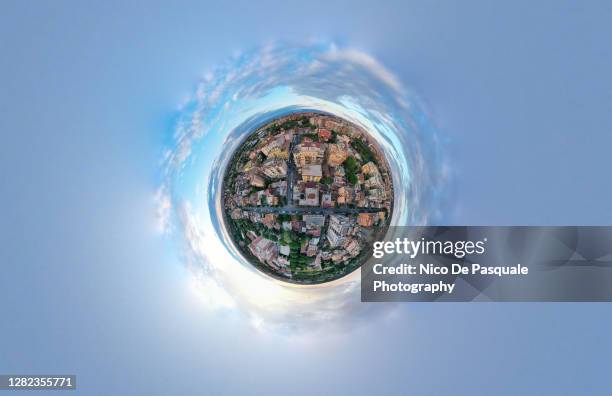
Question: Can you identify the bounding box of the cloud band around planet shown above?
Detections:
[157,42,447,334]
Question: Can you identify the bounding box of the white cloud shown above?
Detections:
[322,48,403,94]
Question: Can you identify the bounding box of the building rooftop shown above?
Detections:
[302,164,322,177]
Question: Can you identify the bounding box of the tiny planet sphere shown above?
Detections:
[223,111,394,284]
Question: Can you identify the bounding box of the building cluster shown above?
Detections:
[240,212,386,278]
[247,234,291,277]
[223,113,393,281]
[291,133,391,211]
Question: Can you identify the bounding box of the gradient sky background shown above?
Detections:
[1,1,612,395]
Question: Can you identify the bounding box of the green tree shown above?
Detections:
[352,139,375,163]
[320,176,333,185]
[344,156,359,185]
[344,156,359,173]
[282,230,293,244]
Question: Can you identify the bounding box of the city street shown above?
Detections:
[238,205,381,215]
[285,133,299,207]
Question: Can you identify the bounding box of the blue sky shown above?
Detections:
[1,1,611,395]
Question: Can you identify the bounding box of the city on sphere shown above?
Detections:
[223,112,394,284]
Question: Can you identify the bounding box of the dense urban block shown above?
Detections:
[223,112,394,284]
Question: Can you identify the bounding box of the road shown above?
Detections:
[238,206,381,215]
[285,133,299,207]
